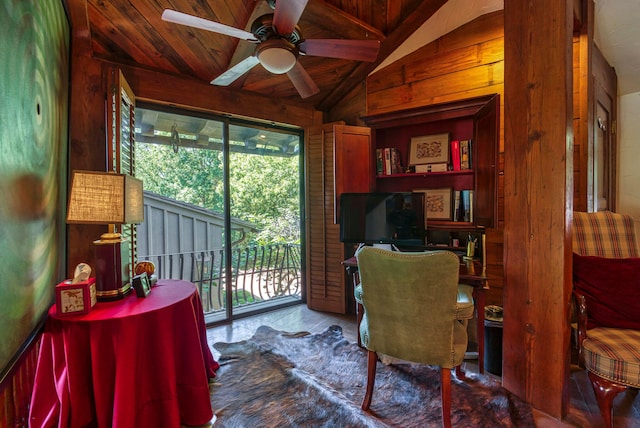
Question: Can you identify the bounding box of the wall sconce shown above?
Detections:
[66,170,144,300]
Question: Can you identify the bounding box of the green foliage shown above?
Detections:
[135,142,300,244]
[229,152,300,244]
[136,144,224,211]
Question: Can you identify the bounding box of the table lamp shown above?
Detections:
[66,170,144,300]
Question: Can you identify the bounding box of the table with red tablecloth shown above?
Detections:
[29,279,219,428]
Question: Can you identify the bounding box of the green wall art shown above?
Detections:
[0,0,69,377]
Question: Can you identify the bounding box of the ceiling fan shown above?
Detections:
[162,0,380,99]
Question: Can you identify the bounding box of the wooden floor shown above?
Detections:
[206,304,640,427]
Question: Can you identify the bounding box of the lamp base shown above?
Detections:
[96,282,132,301]
[93,236,132,301]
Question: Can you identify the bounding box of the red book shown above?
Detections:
[450,140,461,171]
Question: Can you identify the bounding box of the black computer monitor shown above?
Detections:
[339,192,425,247]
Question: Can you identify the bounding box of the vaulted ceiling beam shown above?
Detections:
[317,0,448,111]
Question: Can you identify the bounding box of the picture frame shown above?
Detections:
[132,272,152,298]
[409,133,450,166]
[416,188,453,220]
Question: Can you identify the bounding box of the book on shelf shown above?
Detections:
[390,147,402,174]
[459,190,474,222]
[384,148,392,175]
[460,140,471,170]
[376,148,403,175]
[450,140,461,171]
[453,190,461,221]
[376,149,384,175]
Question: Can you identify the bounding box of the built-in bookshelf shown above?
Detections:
[362,95,499,249]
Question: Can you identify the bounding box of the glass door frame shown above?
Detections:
[135,102,306,324]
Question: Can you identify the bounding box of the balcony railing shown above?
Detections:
[140,243,302,315]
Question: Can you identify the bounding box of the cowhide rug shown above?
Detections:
[210,325,535,427]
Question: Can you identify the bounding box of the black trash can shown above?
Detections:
[484,318,503,376]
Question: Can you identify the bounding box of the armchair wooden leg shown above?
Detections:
[455,365,465,380]
[440,368,452,428]
[588,371,627,428]
[361,350,377,411]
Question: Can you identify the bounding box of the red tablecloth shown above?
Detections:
[29,279,219,428]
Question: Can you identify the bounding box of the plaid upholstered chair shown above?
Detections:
[355,247,473,428]
[572,211,640,428]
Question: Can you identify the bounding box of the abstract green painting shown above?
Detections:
[0,0,69,377]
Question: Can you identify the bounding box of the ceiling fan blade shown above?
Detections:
[162,9,257,41]
[211,56,260,86]
[299,39,380,62]
[273,0,309,35]
[287,62,319,99]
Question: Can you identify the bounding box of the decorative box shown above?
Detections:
[56,277,97,316]
[415,163,448,173]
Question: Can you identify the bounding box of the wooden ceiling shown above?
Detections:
[65,0,449,111]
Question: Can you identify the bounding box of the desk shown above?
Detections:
[29,279,219,428]
[343,256,489,373]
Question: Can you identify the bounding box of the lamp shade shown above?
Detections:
[66,170,144,225]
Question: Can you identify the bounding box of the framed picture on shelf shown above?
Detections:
[416,188,453,220]
[409,133,450,166]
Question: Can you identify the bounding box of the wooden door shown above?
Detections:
[333,124,374,223]
[592,82,616,211]
[306,123,372,314]
[473,95,499,228]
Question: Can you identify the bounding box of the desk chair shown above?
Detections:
[354,247,472,428]
[572,211,640,428]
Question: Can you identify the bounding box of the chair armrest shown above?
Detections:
[572,289,588,367]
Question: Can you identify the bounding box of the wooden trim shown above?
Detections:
[0,318,45,427]
[0,320,44,390]
[110,61,320,129]
[64,0,92,57]
[318,0,448,111]
[574,0,593,212]
[362,95,497,128]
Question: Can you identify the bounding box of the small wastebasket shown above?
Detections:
[484,305,503,376]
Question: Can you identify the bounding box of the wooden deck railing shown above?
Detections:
[140,243,302,314]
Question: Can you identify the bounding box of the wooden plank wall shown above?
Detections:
[366,10,506,306]
[573,4,592,213]
[0,342,39,428]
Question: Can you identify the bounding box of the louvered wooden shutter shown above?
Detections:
[107,68,138,281]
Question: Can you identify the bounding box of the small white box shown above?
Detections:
[415,163,448,173]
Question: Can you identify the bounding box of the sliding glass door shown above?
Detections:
[134,104,303,324]
[225,123,302,319]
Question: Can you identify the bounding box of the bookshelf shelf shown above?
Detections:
[424,244,466,252]
[375,170,474,179]
[427,221,477,230]
[363,94,499,232]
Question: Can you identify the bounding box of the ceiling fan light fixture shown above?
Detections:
[256,39,297,74]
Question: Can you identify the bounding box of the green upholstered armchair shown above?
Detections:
[354,247,472,428]
[572,211,640,428]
